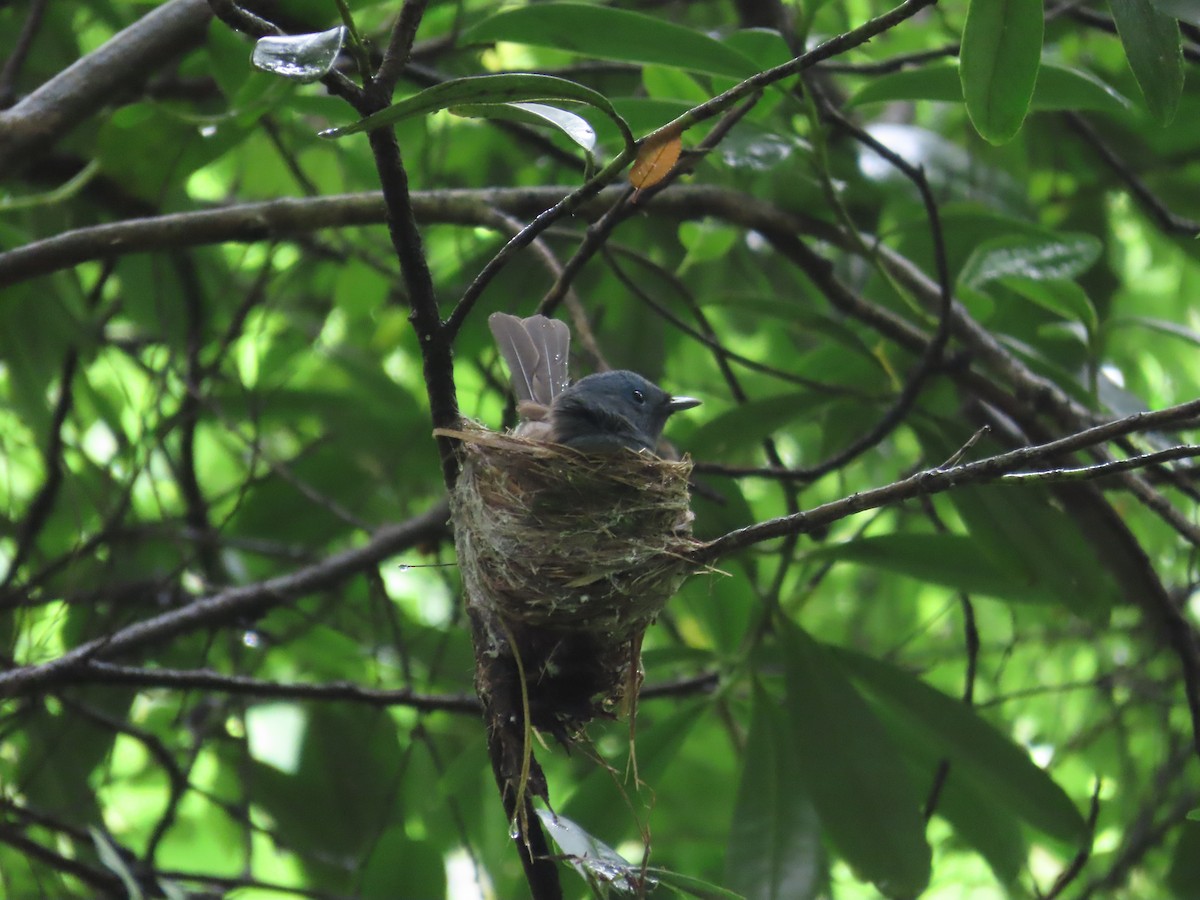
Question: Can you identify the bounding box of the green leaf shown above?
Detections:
[805,533,1087,606]
[463,3,760,79]
[1166,819,1200,895]
[360,829,446,899]
[1001,277,1098,335]
[725,682,822,900]
[650,867,748,899]
[780,621,931,898]
[1147,0,1200,25]
[835,649,1087,845]
[959,0,1044,144]
[1112,315,1200,348]
[923,769,1029,885]
[251,26,346,83]
[562,699,708,840]
[958,233,1103,289]
[679,220,740,270]
[849,62,1131,115]
[451,101,597,153]
[320,74,632,149]
[916,431,1121,619]
[248,706,405,889]
[1110,0,1184,123]
[688,393,832,459]
[537,811,650,894]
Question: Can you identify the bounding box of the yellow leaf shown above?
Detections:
[629,134,682,189]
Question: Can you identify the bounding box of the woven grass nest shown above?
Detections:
[442,422,700,735]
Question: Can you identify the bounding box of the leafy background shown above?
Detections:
[1,0,1200,898]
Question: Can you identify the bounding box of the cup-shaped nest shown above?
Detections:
[442,424,699,730]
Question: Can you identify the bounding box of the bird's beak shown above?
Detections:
[668,395,701,412]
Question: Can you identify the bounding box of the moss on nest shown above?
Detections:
[442,423,699,733]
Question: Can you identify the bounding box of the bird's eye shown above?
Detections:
[632,389,645,404]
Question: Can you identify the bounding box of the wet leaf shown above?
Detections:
[537,811,647,895]
[251,27,346,83]
[452,101,597,153]
[958,233,1102,289]
[321,74,631,149]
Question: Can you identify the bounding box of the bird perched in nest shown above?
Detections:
[488,312,700,454]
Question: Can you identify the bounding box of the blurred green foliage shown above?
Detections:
[2,1,1200,898]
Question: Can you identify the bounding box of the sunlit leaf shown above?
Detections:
[958,233,1103,289]
[1110,0,1184,123]
[451,101,597,153]
[537,811,647,895]
[960,0,1043,143]
[251,26,346,83]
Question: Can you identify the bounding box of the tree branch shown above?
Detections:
[0,502,451,697]
[0,0,212,173]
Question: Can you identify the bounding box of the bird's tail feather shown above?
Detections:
[488,313,570,406]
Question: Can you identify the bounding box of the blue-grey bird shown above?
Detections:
[488,312,699,454]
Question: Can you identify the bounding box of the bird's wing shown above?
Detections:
[488,312,540,403]
[524,315,570,403]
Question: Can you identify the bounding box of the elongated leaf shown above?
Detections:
[649,868,747,899]
[463,4,760,79]
[835,648,1087,845]
[320,74,632,148]
[849,62,1131,115]
[1168,820,1200,896]
[780,622,931,898]
[537,811,645,894]
[562,699,708,840]
[916,430,1120,620]
[1001,277,1098,334]
[960,0,1044,144]
[922,764,1029,885]
[1110,0,1184,123]
[958,233,1102,289]
[806,533,1079,606]
[452,101,597,153]
[726,683,822,900]
[252,27,346,83]
[688,393,832,459]
[1147,0,1200,25]
[1114,315,1200,348]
